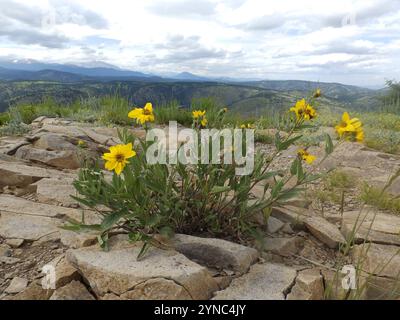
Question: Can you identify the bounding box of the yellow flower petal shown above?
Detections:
[105,160,117,171]
[114,162,124,175]
[144,102,153,113]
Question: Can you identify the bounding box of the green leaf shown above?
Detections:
[325,133,334,155]
[210,185,231,194]
[271,180,284,198]
[101,211,125,230]
[137,241,151,261]
[98,233,109,251]
[277,135,303,151]
[159,226,175,238]
[128,232,143,242]
[290,158,300,176]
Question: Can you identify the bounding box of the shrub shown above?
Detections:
[69,93,335,258]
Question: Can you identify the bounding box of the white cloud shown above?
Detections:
[0,0,399,86]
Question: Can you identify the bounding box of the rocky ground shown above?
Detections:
[0,117,399,300]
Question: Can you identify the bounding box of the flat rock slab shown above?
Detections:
[0,212,60,241]
[352,243,400,279]
[0,195,100,224]
[342,210,400,246]
[173,234,259,274]
[33,178,78,207]
[212,263,297,300]
[60,230,98,249]
[15,145,80,170]
[0,159,76,187]
[319,142,400,196]
[271,206,313,229]
[33,133,77,151]
[351,243,400,299]
[66,236,219,300]
[304,216,346,249]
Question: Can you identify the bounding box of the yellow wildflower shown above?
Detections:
[77,140,86,147]
[290,99,317,121]
[223,107,228,113]
[192,110,206,119]
[355,129,364,142]
[335,112,364,142]
[298,149,316,164]
[313,88,322,98]
[102,143,136,175]
[201,117,208,127]
[240,123,254,129]
[128,102,155,125]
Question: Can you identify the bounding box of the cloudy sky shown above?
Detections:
[0,0,399,87]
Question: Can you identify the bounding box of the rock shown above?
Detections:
[351,243,400,299]
[50,281,95,300]
[263,237,304,257]
[342,210,400,246]
[0,212,60,241]
[5,277,28,294]
[319,142,400,196]
[284,196,312,209]
[321,269,350,300]
[33,124,87,138]
[173,234,259,274]
[0,256,21,264]
[6,281,53,300]
[33,133,77,151]
[271,206,312,229]
[60,230,98,249]
[0,161,43,188]
[0,195,100,223]
[120,279,192,300]
[32,116,47,124]
[282,223,295,234]
[47,255,81,289]
[304,216,346,249]
[33,178,78,207]
[15,145,80,169]
[0,159,74,188]
[324,213,342,225]
[267,217,285,234]
[79,127,118,146]
[66,236,219,299]
[5,238,24,248]
[287,268,324,300]
[0,140,30,156]
[0,244,12,257]
[212,263,297,300]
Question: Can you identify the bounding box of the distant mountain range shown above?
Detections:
[0,59,382,113]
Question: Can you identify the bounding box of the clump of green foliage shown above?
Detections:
[315,170,356,209]
[153,100,192,126]
[69,94,330,258]
[360,183,400,215]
